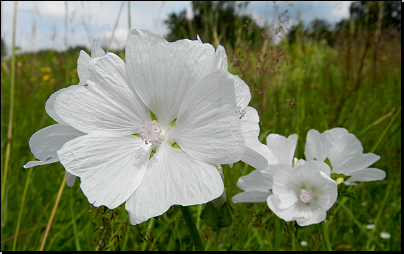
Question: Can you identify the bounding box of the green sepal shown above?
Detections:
[337,183,362,203]
[200,198,234,230]
[200,202,219,229]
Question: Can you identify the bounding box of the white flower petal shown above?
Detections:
[267,194,303,222]
[23,157,60,169]
[271,165,299,209]
[23,124,85,168]
[323,127,350,149]
[87,53,151,129]
[232,190,271,203]
[125,29,216,128]
[240,107,278,167]
[241,146,270,170]
[305,128,349,162]
[233,75,251,109]
[90,39,106,58]
[77,39,106,87]
[214,45,228,70]
[296,204,326,226]
[77,50,92,86]
[304,129,328,161]
[54,77,148,134]
[57,133,151,209]
[344,168,386,185]
[65,172,77,187]
[236,169,273,192]
[233,169,272,203]
[329,134,380,175]
[125,143,224,225]
[266,133,298,166]
[45,87,72,124]
[169,69,245,164]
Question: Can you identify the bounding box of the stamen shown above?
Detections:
[299,189,313,203]
[235,106,246,119]
[139,120,163,147]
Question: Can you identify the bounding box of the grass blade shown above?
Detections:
[1,0,18,208]
[39,175,66,251]
[12,167,33,250]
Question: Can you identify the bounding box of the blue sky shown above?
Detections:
[1,1,352,54]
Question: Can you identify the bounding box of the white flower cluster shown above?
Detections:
[24,29,386,228]
[24,30,275,225]
[232,128,386,226]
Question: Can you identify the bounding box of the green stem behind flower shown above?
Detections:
[320,221,332,251]
[180,206,204,251]
[213,228,221,251]
[290,222,301,251]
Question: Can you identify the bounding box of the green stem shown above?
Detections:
[180,206,204,251]
[213,228,221,251]
[290,222,300,251]
[320,221,332,251]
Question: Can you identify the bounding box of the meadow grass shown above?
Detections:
[1,17,401,252]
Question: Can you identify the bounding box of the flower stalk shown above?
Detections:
[180,206,204,251]
[320,221,332,251]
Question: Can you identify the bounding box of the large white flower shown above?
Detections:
[24,40,106,186]
[304,127,386,185]
[267,160,338,226]
[54,29,247,225]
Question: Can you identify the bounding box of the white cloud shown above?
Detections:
[97,27,129,51]
[1,1,353,55]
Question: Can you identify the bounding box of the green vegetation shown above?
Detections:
[1,1,401,251]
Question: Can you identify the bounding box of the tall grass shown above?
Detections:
[1,2,401,251]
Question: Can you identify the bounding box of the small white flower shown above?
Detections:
[24,40,106,187]
[380,232,391,239]
[267,160,338,226]
[53,29,247,225]
[366,224,375,229]
[305,127,386,185]
[300,241,308,246]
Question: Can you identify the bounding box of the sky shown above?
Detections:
[1,1,353,55]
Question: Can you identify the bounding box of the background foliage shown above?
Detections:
[1,1,401,251]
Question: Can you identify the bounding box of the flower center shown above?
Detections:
[235,106,246,119]
[139,120,163,147]
[299,189,313,203]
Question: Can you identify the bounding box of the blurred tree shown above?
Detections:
[307,19,332,42]
[345,1,401,37]
[164,1,266,50]
[286,21,304,46]
[288,1,401,47]
[1,37,6,59]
